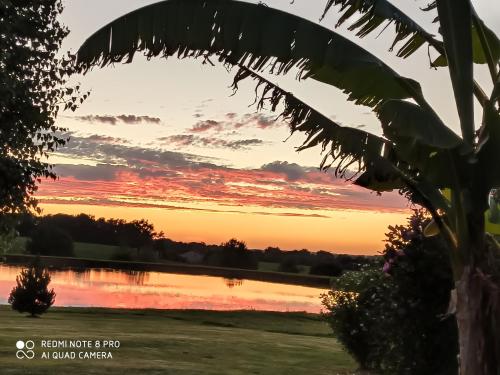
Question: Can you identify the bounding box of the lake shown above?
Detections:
[0,265,328,313]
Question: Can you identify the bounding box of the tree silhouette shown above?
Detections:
[0,0,86,228]
[26,223,74,257]
[218,238,257,269]
[8,261,56,317]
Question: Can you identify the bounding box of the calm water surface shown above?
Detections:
[0,265,327,313]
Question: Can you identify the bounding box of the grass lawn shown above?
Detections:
[0,305,358,374]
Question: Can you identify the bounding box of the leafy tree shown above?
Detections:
[75,1,500,370]
[26,223,74,257]
[118,219,160,255]
[8,261,56,317]
[221,238,257,269]
[0,0,85,228]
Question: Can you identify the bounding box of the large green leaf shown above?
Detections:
[233,67,457,194]
[477,104,500,190]
[432,19,500,66]
[320,1,498,69]
[321,0,442,58]
[230,67,391,180]
[378,100,462,149]
[76,0,421,108]
[355,153,452,214]
[435,0,474,145]
[376,100,464,188]
[354,159,405,192]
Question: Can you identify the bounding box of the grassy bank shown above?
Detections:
[0,305,357,374]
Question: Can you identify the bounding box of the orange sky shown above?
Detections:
[39,200,409,255]
[36,127,412,255]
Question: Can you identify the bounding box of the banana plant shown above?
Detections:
[75,0,500,373]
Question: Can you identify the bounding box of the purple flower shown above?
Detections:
[383,261,392,274]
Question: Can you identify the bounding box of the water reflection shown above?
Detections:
[224,278,243,288]
[0,265,326,313]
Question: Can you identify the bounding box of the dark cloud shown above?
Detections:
[159,134,197,146]
[190,120,223,133]
[261,161,310,181]
[227,139,264,149]
[38,195,330,218]
[240,113,278,129]
[116,115,161,124]
[160,134,264,150]
[72,114,161,125]
[84,135,126,144]
[54,164,123,181]
[48,134,408,214]
[188,113,281,133]
[61,134,221,171]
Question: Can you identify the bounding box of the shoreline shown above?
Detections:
[3,254,332,288]
[0,304,321,316]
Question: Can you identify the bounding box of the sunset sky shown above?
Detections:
[37,0,500,254]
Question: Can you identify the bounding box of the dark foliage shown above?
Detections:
[26,223,74,257]
[119,219,157,254]
[278,258,300,273]
[8,260,55,317]
[206,238,258,270]
[110,250,133,262]
[0,0,85,225]
[15,213,378,272]
[310,262,343,277]
[322,210,458,374]
[19,213,160,251]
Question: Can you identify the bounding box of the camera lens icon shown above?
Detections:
[16,340,35,359]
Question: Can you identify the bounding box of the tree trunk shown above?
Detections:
[455,263,500,375]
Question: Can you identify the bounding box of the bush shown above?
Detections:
[8,260,56,317]
[322,210,458,374]
[26,224,74,257]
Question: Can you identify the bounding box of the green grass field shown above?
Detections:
[0,306,358,374]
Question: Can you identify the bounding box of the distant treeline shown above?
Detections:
[14,213,378,275]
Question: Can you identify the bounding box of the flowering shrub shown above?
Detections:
[322,210,458,374]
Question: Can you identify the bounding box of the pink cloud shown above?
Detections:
[39,162,408,214]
